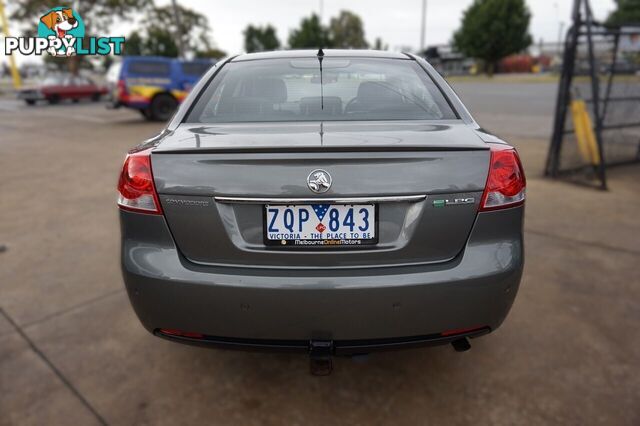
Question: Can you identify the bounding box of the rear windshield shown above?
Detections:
[181,61,212,76]
[185,58,457,123]
[127,60,171,76]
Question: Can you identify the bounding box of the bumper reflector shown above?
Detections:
[159,329,205,339]
[440,326,487,337]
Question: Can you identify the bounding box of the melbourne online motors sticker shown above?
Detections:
[3,7,124,57]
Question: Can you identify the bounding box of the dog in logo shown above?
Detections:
[40,8,78,56]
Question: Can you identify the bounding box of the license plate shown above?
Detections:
[265,204,376,247]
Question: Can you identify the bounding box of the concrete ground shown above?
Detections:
[453,81,557,140]
[1,83,639,426]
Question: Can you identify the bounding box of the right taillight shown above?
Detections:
[479,144,526,211]
[117,149,162,215]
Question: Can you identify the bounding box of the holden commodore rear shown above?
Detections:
[118,50,525,369]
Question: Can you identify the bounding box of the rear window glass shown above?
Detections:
[127,60,170,76]
[181,62,212,76]
[185,58,457,123]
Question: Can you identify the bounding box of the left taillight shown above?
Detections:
[117,150,163,215]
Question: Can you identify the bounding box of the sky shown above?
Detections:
[3,0,618,65]
[160,0,617,53]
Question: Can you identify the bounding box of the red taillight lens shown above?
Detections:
[117,79,128,96]
[480,145,526,211]
[117,150,162,214]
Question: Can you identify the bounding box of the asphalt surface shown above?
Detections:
[1,84,639,425]
[451,81,558,140]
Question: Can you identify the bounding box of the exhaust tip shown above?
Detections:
[452,338,471,352]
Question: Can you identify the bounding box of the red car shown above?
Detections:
[18,74,108,105]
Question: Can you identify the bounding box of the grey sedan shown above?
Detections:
[117,50,525,373]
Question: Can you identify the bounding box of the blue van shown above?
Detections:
[107,56,216,121]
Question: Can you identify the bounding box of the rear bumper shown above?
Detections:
[120,206,524,344]
[154,327,492,355]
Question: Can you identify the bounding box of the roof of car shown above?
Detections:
[231,49,411,62]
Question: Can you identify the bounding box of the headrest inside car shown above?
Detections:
[356,81,403,103]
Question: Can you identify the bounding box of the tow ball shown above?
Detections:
[309,340,333,376]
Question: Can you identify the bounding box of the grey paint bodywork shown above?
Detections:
[121,206,523,341]
[120,50,524,347]
[151,122,491,268]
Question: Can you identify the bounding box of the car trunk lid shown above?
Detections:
[151,121,490,268]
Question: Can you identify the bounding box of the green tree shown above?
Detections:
[143,26,179,57]
[122,5,221,58]
[243,24,281,53]
[10,0,150,34]
[124,31,145,56]
[196,48,228,59]
[453,0,532,75]
[607,0,640,26]
[288,14,332,49]
[143,5,213,56]
[329,10,368,48]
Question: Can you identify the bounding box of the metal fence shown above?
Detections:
[546,0,640,189]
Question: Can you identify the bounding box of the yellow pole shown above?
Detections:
[0,0,22,89]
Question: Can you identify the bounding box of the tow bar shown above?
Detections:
[309,340,333,376]
[307,337,471,375]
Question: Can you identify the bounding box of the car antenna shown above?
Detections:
[317,48,324,110]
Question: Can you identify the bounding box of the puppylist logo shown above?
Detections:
[4,7,124,57]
